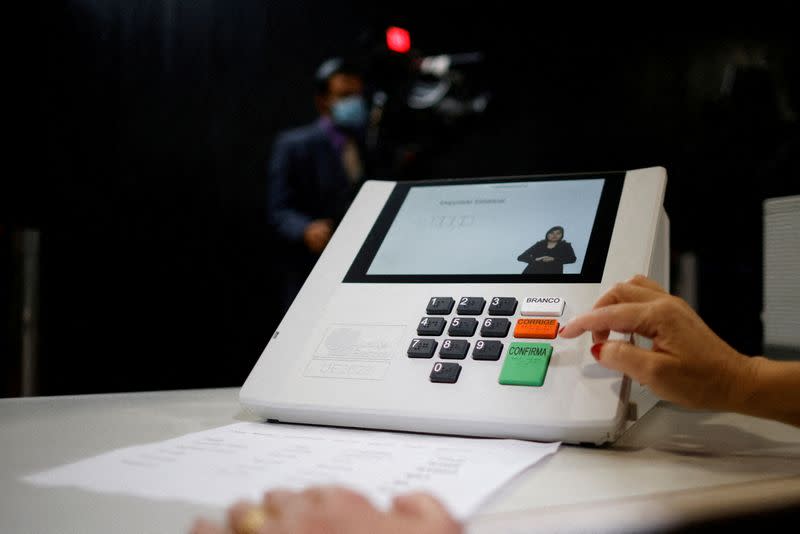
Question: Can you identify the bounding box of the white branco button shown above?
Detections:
[520,296,565,317]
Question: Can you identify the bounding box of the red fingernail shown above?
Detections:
[558,326,566,335]
[590,343,603,360]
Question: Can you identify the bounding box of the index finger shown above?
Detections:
[593,281,664,311]
[559,302,658,339]
[627,274,667,293]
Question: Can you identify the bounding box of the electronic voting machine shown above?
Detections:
[241,167,668,444]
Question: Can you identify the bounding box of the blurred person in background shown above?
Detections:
[266,57,369,313]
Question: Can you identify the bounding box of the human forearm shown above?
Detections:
[734,356,800,427]
[270,208,312,242]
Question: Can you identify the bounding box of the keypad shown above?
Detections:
[410,296,567,387]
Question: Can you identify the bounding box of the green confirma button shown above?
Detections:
[498,342,553,387]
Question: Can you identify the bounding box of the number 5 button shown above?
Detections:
[448,317,478,337]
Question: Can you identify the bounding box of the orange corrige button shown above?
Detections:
[514,318,559,339]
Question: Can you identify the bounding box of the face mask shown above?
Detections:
[331,95,368,130]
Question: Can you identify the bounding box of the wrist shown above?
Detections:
[726,354,764,414]
[728,356,800,427]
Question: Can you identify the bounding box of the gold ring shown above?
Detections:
[236,506,267,534]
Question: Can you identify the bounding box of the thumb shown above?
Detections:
[593,341,668,387]
[392,493,452,519]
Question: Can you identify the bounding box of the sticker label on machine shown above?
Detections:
[304,324,404,380]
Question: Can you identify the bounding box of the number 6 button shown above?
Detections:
[480,318,510,337]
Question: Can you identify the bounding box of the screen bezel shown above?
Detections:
[343,172,625,283]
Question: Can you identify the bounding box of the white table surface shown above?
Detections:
[2,388,799,533]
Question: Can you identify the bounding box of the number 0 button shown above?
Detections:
[430,362,461,383]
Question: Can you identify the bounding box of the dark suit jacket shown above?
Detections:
[266,119,359,306]
[267,120,356,243]
[517,240,577,274]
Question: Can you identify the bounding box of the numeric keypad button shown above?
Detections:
[430,362,462,383]
[456,297,485,315]
[417,317,446,336]
[426,297,455,315]
[439,339,470,359]
[448,317,478,337]
[488,297,517,316]
[472,340,503,361]
[480,318,511,337]
[407,339,437,358]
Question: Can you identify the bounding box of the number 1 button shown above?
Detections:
[426,297,455,315]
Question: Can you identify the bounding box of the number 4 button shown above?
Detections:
[430,362,461,383]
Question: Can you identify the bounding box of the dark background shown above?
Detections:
[4,1,798,396]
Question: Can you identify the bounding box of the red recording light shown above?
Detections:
[386,27,410,53]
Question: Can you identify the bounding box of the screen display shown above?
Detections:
[345,173,623,283]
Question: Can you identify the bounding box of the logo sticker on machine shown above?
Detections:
[303,324,404,380]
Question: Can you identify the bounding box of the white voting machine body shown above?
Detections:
[241,167,668,445]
